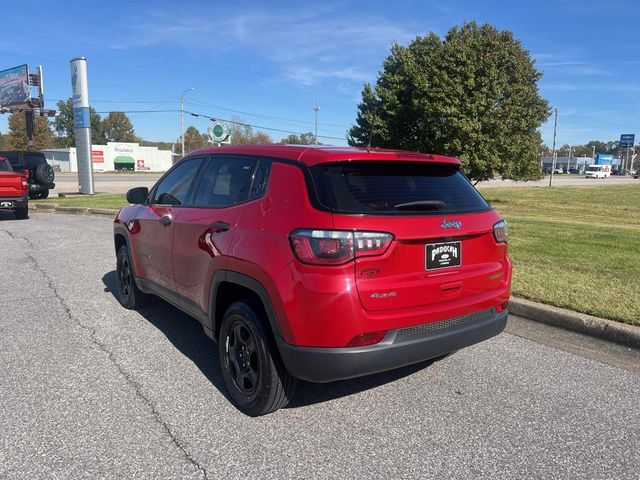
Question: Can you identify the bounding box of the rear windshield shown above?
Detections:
[311,161,489,215]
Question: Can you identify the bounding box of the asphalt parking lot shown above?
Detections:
[1,212,639,479]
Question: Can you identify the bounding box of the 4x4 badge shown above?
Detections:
[441,219,462,229]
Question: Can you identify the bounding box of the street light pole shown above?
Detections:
[180,88,195,157]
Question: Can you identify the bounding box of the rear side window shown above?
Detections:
[4,154,20,167]
[151,157,202,206]
[311,161,489,215]
[0,158,9,171]
[192,156,258,207]
[24,154,45,167]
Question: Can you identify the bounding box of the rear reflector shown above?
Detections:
[345,330,387,347]
[289,229,393,265]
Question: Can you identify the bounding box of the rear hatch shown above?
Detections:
[311,160,508,312]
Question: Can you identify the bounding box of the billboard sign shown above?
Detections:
[595,154,614,165]
[619,134,635,147]
[0,64,30,107]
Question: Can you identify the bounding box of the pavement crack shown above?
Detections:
[1,229,36,249]
[24,253,211,480]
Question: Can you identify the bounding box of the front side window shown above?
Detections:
[150,158,202,206]
[193,156,258,207]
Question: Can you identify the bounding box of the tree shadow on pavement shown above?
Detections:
[102,270,438,410]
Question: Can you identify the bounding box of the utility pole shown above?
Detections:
[180,88,195,157]
[313,89,320,146]
[549,108,558,186]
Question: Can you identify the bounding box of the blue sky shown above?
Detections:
[1,0,639,147]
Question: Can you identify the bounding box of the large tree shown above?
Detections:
[176,126,208,154]
[54,98,106,146]
[102,111,139,143]
[7,112,55,150]
[348,22,550,181]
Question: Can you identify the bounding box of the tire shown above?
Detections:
[116,245,151,309]
[219,300,296,416]
[14,207,28,220]
[34,163,55,185]
[28,189,49,200]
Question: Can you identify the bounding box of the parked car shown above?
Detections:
[0,156,29,219]
[553,167,564,174]
[0,151,55,199]
[568,168,579,174]
[585,164,611,179]
[114,145,512,416]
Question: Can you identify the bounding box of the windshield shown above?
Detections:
[311,161,489,215]
[586,166,601,172]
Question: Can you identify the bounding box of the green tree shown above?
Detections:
[7,112,55,149]
[102,111,139,143]
[229,116,273,144]
[280,132,318,145]
[348,22,550,181]
[176,126,208,154]
[53,98,106,146]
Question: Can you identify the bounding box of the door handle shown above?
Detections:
[209,221,230,232]
[159,215,172,226]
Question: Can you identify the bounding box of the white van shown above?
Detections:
[585,164,611,179]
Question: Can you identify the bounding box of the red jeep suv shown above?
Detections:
[114,145,511,416]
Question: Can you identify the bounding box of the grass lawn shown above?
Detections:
[33,194,127,210]
[34,185,640,325]
[479,185,639,325]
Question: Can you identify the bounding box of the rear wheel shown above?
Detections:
[116,245,151,309]
[28,189,50,200]
[219,300,296,416]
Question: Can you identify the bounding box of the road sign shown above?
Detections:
[207,120,229,143]
[620,134,635,147]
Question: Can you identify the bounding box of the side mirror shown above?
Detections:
[126,187,149,204]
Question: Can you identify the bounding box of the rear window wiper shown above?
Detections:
[393,200,445,211]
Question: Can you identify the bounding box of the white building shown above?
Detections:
[43,142,174,172]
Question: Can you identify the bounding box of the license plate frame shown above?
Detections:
[425,241,462,271]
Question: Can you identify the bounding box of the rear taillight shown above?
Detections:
[21,177,28,191]
[289,229,394,265]
[493,220,508,243]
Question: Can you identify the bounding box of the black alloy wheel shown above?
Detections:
[116,245,150,309]
[219,300,296,416]
[224,319,260,396]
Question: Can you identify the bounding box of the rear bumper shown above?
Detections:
[0,193,28,209]
[279,308,508,383]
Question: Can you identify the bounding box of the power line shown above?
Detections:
[90,108,346,141]
[186,98,352,130]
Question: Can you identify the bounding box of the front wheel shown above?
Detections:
[116,245,151,309]
[219,300,296,416]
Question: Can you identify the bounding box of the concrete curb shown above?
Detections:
[510,297,640,349]
[29,204,119,216]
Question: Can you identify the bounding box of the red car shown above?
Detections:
[0,156,29,219]
[114,145,511,416]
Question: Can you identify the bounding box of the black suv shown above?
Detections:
[0,151,55,199]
